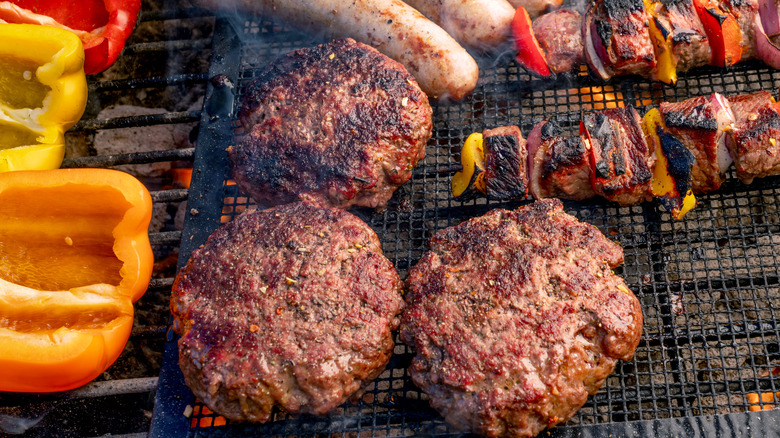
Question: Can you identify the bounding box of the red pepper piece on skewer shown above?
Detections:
[511,6,553,78]
[693,0,742,67]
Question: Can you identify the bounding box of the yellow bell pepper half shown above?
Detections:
[0,23,87,172]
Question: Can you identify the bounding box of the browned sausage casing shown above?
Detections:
[403,0,516,51]
[192,0,480,100]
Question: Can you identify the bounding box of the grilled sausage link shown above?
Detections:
[403,0,516,51]
[192,0,480,100]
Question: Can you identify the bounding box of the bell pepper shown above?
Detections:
[0,168,153,392]
[693,0,742,67]
[452,132,487,198]
[512,6,553,78]
[0,0,141,74]
[0,23,87,172]
[643,108,697,219]
[644,0,678,84]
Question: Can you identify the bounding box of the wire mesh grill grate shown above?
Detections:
[166,15,780,438]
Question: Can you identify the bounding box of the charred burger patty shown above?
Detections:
[400,199,643,437]
[171,202,404,422]
[232,38,432,209]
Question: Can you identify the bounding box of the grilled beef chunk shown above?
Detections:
[528,120,596,200]
[659,93,735,193]
[586,0,657,77]
[233,38,432,210]
[401,199,643,438]
[483,125,529,201]
[725,0,759,60]
[171,202,404,422]
[581,106,653,205]
[727,90,774,122]
[651,0,711,71]
[533,9,584,73]
[727,102,780,184]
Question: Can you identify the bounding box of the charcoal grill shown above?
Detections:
[4,0,780,436]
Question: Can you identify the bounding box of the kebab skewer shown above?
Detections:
[513,0,780,84]
[451,90,779,219]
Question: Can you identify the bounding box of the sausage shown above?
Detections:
[506,0,562,18]
[403,0,516,51]
[192,0,480,100]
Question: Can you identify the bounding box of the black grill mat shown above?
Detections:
[151,15,780,437]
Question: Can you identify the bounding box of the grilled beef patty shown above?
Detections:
[232,38,432,209]
[171,202,404,422]
[401,199,643,437]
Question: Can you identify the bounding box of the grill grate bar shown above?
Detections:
[151,189,190,203]
[150,231,183,245]
[149,278,175,290]
[123,40,212,56]
[90,74,208,92]
[63,148,194,168]
[139,7,214,22]
[72,113,201,131]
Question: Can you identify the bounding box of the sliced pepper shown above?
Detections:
[693,0,742,67]
[0,0,142,74]
[645,0,678,84]
[452,132,487,198]
[511,6,553,78]
[643,108,697,219]
[0,23,87,172]
[0,168,153,392]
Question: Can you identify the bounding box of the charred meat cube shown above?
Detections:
[584,0,657,78]
[580,106,653,205]
[532,9,584,74]
[659,93,735,193]
[727,90,774,122]
[483,125,529,201]
[528,120,595,200]
[727,102,780,184]
[648,0,711,72]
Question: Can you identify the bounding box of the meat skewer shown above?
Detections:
[514,0,778,84]
[452,89,779,219]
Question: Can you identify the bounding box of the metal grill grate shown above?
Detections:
[154,13,780,438]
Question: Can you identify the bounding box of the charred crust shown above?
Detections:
[602,0,645,20]
[663,103,718,131]
[659,131,696,196]
[484,126,528,201]
[595,19,613,47]
[540,120,564,141]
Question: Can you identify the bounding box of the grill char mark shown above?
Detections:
[483,125,529,201]
[582,106,653,205]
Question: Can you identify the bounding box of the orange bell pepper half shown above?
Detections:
[0,168,153,392]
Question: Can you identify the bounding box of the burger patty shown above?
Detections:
[232,38,432,210]
[400,199,643,437]
[171,202,404,422]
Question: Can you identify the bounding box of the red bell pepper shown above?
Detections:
[693,0,742,67]
[511,6,552,78]
[0,0,141,74]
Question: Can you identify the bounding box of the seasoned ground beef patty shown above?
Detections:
[232,38,432,209]
[171,202,404,422]
[401,199,643,437]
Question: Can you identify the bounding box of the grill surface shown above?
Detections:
[151,12,780,438]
